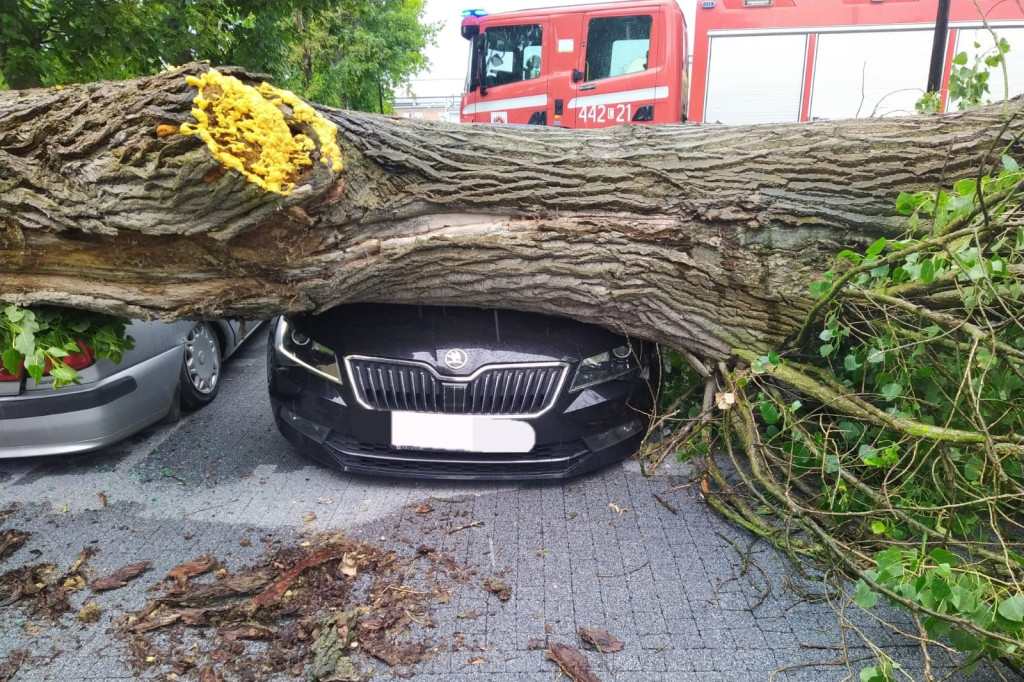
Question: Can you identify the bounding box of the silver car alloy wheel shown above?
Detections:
[184,323,220,395]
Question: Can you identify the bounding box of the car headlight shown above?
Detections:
[570,345,639,391]
[274,318,343,385]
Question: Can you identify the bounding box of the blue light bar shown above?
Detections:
[462,9,488,18]
[701,1,716,7]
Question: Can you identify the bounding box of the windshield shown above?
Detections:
[482,24,543,89]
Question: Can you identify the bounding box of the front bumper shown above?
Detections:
[0,346,183,458]
[268,354,654,481]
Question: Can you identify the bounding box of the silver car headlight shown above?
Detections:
[274,318,343,385]
[570,344,639,391]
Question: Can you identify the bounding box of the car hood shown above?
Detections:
[290,304,627,376]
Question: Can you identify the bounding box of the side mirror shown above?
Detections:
[572,69,584,83]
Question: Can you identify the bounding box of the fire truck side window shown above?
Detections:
[584,15,653,82]
[484,24,543,88]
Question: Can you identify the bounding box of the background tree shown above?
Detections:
[0,0,438,112]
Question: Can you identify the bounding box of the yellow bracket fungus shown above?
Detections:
[178,69,343,196]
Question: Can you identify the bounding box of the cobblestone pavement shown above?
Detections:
[0,335,1002,681]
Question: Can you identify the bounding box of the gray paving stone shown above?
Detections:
[0,335,1005,682]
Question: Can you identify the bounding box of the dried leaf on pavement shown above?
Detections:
[482,575,512,601]
[166,554,218,590]
[526,637,545,650]
[76,601,104,623]
[0,649,30,682]
[91,561,152,592]
[578,627,624,653]
[359,608,402,631]
[0,530,29,563]
[546,643,603,682]
[68,547,96,575]
[126,611,182,634]
[413,503,433,514]
[339,552,358,579]
[302,512,317,524]
[98,492,108,507]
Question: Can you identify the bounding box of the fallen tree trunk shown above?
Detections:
[0,63,1019,361]
[3,65,1023,676]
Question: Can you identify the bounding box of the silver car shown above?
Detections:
[0,319,259,458]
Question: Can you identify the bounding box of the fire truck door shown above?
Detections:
[468,20,548,125]
[571,7,664,128]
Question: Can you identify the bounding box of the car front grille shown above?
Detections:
[344,356,568,416]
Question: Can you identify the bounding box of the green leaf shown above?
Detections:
[920,258,935,284]
[923,616,952,639]
[949,628,982,652]
[760,402,780,425]
[1002,154,1020,173]
[824,454,840,474]
[865,237,887,258]
[998,594,1024,623]
[1,348,22,374]
[26,361,43,385]
[880,382,903,401]
[929,547,959,567]
[854,579,878,608]
[896,191,924,216]
[844,354,861,371]
[13,333,34,356]
[953,51,969,65]
[953,178,978,196]
[819,343,834,357]
[870,520,887,535]
[4,305,25,323]
[809,280,830,297]
[48,365,79,385]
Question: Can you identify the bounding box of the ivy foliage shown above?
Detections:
[0,0,439,112]
[0,305,134,389]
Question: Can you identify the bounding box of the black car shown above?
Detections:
[267,304,658,480]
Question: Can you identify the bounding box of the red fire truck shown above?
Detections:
[689,0,1024,124]
[461,0,1024,128]
[459,1,689,128]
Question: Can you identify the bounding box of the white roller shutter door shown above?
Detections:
[703,34,807,125]
[809,30,933,120]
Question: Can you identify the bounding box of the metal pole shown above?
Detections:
[378,80,385,114]
[926,0,952,93]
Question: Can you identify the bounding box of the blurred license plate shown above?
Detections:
[391,412,535,453]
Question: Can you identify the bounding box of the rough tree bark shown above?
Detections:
[0,63,1020,362]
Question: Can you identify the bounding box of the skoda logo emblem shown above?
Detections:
[444,348,468,370]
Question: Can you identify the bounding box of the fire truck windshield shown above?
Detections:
[476,24,543,91]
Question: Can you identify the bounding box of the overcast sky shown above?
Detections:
[408,0,698,97]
